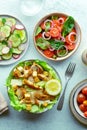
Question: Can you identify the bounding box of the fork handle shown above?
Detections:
[57,80,68,110]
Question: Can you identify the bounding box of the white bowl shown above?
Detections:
[33,13,81,61]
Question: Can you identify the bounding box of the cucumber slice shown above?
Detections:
[2,51,12,60]
[13,30,26,41]
[2,46,10,54]
[12,48,22,54]
[9,34,21,47]
[5,18,16,27]
[0,43,7,55]
[21,36,27,43]
[0,32,6,41]
[0,25,11,37]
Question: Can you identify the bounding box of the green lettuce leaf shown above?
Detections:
[62,16,74,37]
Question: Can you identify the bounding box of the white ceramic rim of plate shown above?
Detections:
[0,14,28,65]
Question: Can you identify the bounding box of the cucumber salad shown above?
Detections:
[35,15,77,59]
[6,60,62,113]
[0,16,27,61]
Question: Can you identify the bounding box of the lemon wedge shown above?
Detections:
[45,79,61,96]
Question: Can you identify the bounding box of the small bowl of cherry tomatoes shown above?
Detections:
[33,13,81,61]
[74,85,87,118]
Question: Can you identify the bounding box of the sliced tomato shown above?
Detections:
[52,20,59,28]
[35,33,42,41]
[40,22,45,30]
[49,27,61,38]
[44,31,50,37]
[72,28,76,33]
[43,49,54,58]
[61,16,67,21]
[66,43,76,51]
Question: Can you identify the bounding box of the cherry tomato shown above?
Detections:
[79,104,87,112]
[82,86,87,95]
[49,27,61,38]
[65,43,76,51]
[83,100,87,106]
[43,49,54,58]
[77,93,86,104]
[84,111,87,117]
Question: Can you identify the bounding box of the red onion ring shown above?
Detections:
[58,17,64,25]
[42,32,51,40]
[44,19,53,29]
[57,45,68,57]
[68,32,77,43]
[48,47,55,51]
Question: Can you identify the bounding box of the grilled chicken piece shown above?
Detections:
[13,68,22,78]
[12,85,18,91]
[20,99,32,104]
[38,74,48,81]
[31,62,43,73]
[24,93,31,100]
[13,67,33,78]
[34,91,55,101]
[23,79,42,90]
[16,88,26,100]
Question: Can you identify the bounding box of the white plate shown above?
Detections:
[0,15,28,65]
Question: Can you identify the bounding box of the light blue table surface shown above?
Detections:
[0,0,87,130]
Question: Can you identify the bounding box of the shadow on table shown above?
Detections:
[0,109,9,117]
[19,109,51,121]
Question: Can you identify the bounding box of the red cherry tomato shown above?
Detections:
[43,49,54,58]
[82,86,87,95]
[77,93,86,104]
[84,111,87,117]
[79,104,87,112]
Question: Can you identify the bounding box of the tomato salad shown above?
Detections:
[35,15,77,59]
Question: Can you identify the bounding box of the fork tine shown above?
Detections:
[65,62,76,74]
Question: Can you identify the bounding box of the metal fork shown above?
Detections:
[57,62,76,110]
